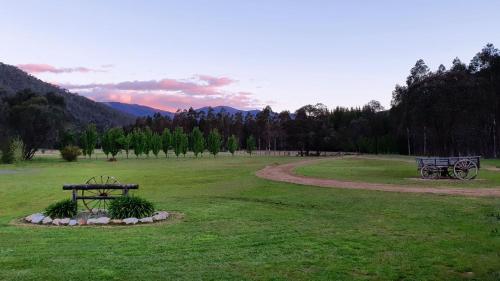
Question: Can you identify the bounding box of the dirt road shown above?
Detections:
[256,159,500,197]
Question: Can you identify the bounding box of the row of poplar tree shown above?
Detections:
[77,124,257,160]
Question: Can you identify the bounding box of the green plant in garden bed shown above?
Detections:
[108,196,155,219]
[45,199,77,218]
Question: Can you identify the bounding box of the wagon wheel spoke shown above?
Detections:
[102,176,119,195]
[85,189,98,195]
[83,198,99,212]
[85,177,97,184]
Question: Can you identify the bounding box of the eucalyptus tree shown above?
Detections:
[3,90,65,160]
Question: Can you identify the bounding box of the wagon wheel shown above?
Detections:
[453,160,478,180]
[420,165,438,179]
[81,176,122,213]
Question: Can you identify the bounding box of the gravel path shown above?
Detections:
[256,158,500,198]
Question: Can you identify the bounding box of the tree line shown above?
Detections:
[1,43,499,160]
[65,124,249,160]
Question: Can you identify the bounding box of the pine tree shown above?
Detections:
[80,132,88,157]
[151,133,162,158]
[181,133,189,157]
[172,127,184,158]
[207,129,221,157]
[143,127,153,157]
[227,135,238,156]
[101,131,111,159]
[191,127,205,157]
[120,133,132,159]
[107,127,124,160]
[161,128,172,158]
[246,135,256,155]
[131,129,145,158]
[83,123,98,158]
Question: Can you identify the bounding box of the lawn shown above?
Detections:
[1,154,500,280]
[295,156,500,188]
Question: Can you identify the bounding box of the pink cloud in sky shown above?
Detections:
[17,63,102,74]
[60,75,236,96]
[59,75,261,111]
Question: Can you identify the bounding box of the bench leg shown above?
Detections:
[72,190,77,202]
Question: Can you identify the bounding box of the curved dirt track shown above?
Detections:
[256,158,500,198]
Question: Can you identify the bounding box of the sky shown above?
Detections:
[1,0,499,112]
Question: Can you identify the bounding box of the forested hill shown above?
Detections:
[0,62,135,129]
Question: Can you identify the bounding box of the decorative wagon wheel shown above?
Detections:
[420,165,438,179]
[81,176,122,212]
[453,160,478,180]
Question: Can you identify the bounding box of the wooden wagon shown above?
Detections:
[63,176,138,212]
[415,156,480,180]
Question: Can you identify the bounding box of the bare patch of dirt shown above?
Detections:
[255,158,500,197]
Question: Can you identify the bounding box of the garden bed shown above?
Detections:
[15,211,183,227]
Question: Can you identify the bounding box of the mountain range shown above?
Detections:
[103,102,261,118]
[0,62,261,130]
[0,62,136,129]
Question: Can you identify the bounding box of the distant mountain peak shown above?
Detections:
[102,102,261,118]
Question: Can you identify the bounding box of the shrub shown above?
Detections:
[1,144,14,164]
[108,196,155,219]
[1,137,23,164]
[60,145,82,162]
[45,199,77,219]
[10,137,24,162]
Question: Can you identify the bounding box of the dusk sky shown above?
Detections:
[1,0,499,112]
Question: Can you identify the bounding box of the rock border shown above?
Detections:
[14,211,182,227]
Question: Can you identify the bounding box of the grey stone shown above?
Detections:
[59,218,70,225]
[69,220,77,226]
[31,214,45,224]
[42,217,53,225]
[123,218,139,225]
[24,214,33,222]
[153,211,169,221]
[139,217,153,223]
[95,217,110,224]
[52,218,61,226]
[86,218,97,225]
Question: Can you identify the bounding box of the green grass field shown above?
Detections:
[295,156,500,188]
[1,154,500,280]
